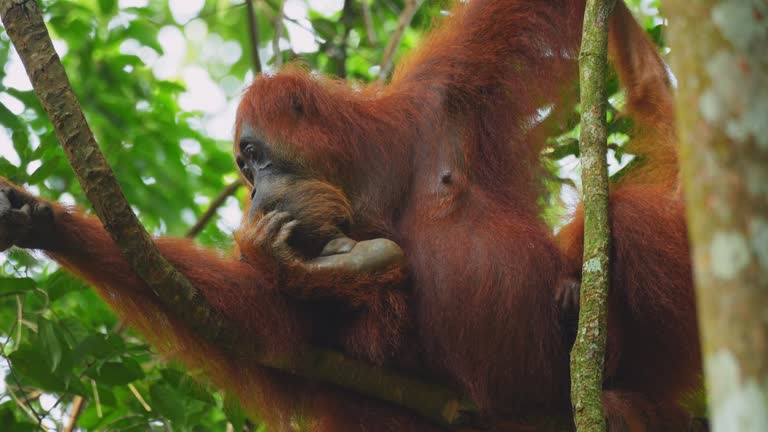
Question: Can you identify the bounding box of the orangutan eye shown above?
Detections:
[239,138,266,161]
[244,144,257,159]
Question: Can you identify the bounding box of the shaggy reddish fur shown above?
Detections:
[30,1,700,431]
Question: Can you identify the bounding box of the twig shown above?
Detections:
[245,0,263,73]
[63,396,85,432]
[570,0,616,431]
[185,180,243,238]
[91,379,102,418]
[4,351,45,428]
[15,294,21,346]
[7,384,46,429]
[377,0,423,83]
[361,0,377,45]
[271,0,285,69]
[335,0,355,78]
[128,383,152,412]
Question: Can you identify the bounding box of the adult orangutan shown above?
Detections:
[0,0,700,430]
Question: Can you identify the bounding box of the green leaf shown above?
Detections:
[11,131,30,163]
[28,156,61,185]
[8,345,67,391]
[89,358,144,385]
[311,18,337,40]
[646,24,665,48]
[607,116,633,136]
[0,101,23,130]
[150,384,187,425]
[3,89,40,109]
[0,277,36,295]
[73,334,115,363]
[160,369,215,405]
[37,317,63,372]
[0,158,18,178]
[0,402,37,431]
[45,269,88,303]
[223,393,247,431]
[122,21,163,54]
[550,138,580,160]
[98,0,117,16]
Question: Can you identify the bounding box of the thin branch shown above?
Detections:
[7,384,46,429]
[377,0,423,83]
[185,180,243,239]
[128,383,152,412]
[15,294,21,346]
[570,0,616,431]
[63,396,85,432]
[90,380,102,418]
[245,0,263,73]
[271,0,285,69]
[361,0,377,45]
[4,352,45,428]
[335,0,355,78]
[262,7,324,45]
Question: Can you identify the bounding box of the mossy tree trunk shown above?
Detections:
[666,1,768,430]
[570,1,616,431]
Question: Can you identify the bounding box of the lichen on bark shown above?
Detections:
[666,0,768,430]
[569,1,616,431]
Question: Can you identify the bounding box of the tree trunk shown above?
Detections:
[570,0,616,431]
[666,1,768,430]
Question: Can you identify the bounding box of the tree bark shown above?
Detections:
[570,0,616,431]
[245,0,263,74]
[666,1,768,431]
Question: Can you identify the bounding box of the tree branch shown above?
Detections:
[377,0,423,83]
[63,396,85,432]
[245,0,263,73]
[570,0,616,431]
[361,0,377,45]
[334,0,355,79]
[185,180,243,239]
[271,0,285,69]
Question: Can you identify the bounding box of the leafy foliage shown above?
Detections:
[0,0,665,429]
